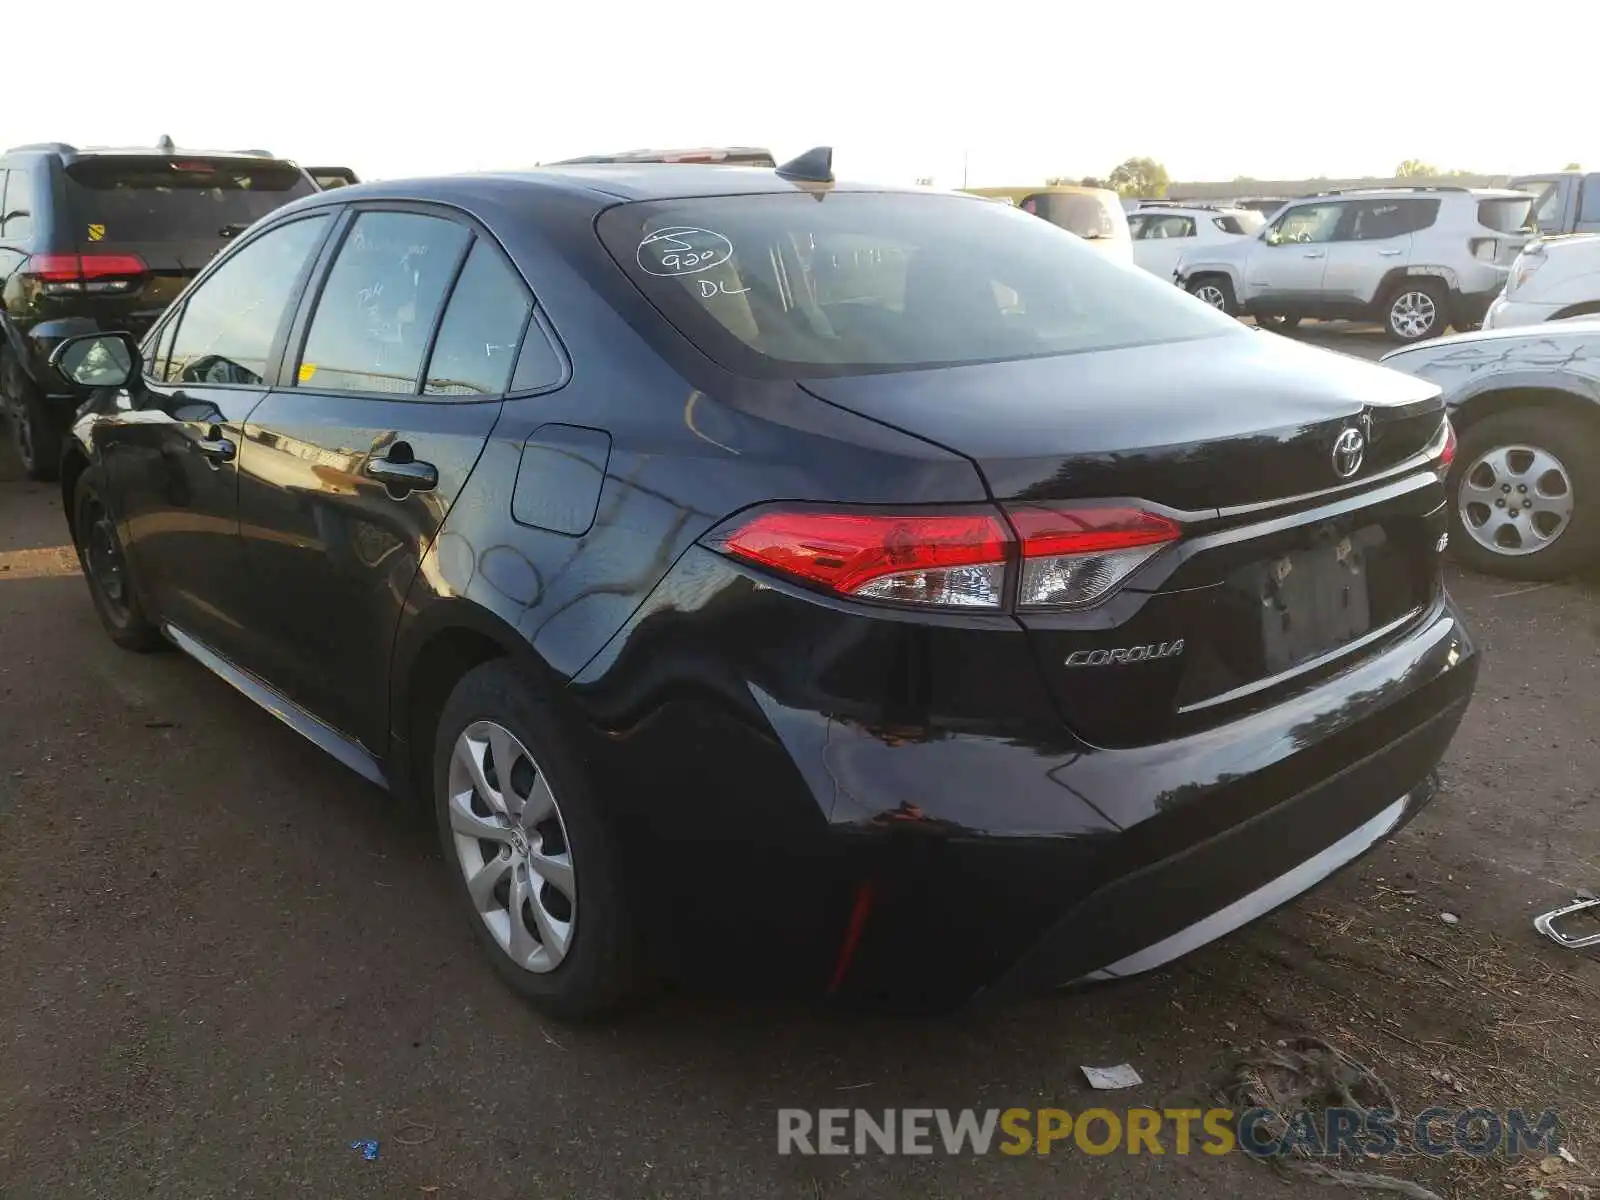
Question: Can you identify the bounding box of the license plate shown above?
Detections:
[1259,536,1372,675]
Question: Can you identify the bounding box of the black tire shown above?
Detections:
[1253,313,1302,332]
[1448,408,1600,581]
[72,469,163,651]
[1186,274,1237,315]
[432,659,647,1019]
[3,356,62,482]
[1382,278,1448,343]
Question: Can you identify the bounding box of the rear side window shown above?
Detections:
[1479,197,1535,234]
[0,169,32,241]
[1579,185,1600,226]
[296,211,470,394]
[163,215,331,385]
[423,241,533,397]
[1351,199,1438,240]
[597,191,1240,379]
[63,157,316,245]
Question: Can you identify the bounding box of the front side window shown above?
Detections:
[296,211,470,394]
[163,215,331,385]
[423,241,533,397]
[597,191,1242,379]
[1263,203,1345,246]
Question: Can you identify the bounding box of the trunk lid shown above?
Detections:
[798,331,1442,511]
[800,333,1448,748]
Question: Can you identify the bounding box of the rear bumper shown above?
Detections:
[573,556,1478,1006]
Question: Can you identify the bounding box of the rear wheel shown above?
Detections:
[1383,279,1447,343]
[3,356,62,482]
[1186,275,1236,315]
[73,469,163,650]
[433,660,647,1019]
[1449,408,1600,580]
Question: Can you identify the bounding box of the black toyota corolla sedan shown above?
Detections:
[49,149,1477,1016]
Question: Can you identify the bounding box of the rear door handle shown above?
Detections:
[195,427,236,463]
[366,449,438,494]
[1379,249,1403,257]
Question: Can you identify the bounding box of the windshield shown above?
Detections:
[1479,197,1536,234]
[64,157,316,243]
[1218,210,1265,234]
[597,191,1242,379]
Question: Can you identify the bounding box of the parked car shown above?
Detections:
[0,140,317,479]
[1173,186,1535,342]
[1508,170,1600,236]
[49,150,1475,1017]
[962,185,1133,259]
[306,166,360,190]
[1382,319,1600,579]
[1127,203,1263,285]
[1482,234,1600,330]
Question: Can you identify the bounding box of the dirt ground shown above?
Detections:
[2,329,1598,1199]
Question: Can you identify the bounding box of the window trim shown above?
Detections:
[140,209,338,391]
[282,198,568,404]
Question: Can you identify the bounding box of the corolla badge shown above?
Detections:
[1332,427,1366,479]
[1065,640,1184,667]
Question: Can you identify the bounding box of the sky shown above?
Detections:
[5,0,1594,188]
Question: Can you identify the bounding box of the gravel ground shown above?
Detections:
[2,325,1596,1199]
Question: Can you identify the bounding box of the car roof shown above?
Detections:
[1292,186,1530,202]
[281,164,939,210]
[3,141,293,166]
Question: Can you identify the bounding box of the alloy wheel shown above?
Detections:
[1194,284,1228,309]
[82,498,130,613]
[446,720,577,973]
[1458,443,1575,557]
[1389,290,1437,340]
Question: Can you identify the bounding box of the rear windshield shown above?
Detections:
[1478,197,1535,234]
[597,191,1241,378]
[1025,192,1128,241]
[64,157,315,243]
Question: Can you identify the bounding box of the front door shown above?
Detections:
[236,208,530,752]
[1245,201,1346,304]
[98,213,334,664]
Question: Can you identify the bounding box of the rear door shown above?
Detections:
[58,155,317,338]
[235,206,526,751]
[1321,198,1434,305]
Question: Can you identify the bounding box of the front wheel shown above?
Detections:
[1449,408,1600,580]
[1186,275,1237,315]
[1383,279,1447,343]
[433,660,648,1019]
[73,469,163,650]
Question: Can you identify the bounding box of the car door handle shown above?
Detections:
[1303,251,1325,259]
[366,453,438,493]
[1378,249,1403,256]
[195,428,236,462]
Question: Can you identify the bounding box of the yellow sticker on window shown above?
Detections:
[297,362,317,382]
[86,224,105,242]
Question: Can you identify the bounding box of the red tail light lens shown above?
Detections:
[1008,505,1181,610]
[717,510,1012,608]
[1439,419,1457,470]
[23,253,147,295]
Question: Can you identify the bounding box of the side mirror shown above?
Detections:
[50,332,139,390]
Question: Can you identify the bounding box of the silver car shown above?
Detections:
[1382,319,1600,578]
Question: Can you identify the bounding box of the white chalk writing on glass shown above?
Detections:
[697,279,750,299]
[637,227,735,277]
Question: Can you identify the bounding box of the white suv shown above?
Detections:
[1482,234,1600,330]
[1173,187,1536,342]
[1127,204,1263,282]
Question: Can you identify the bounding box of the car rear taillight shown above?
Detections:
[717,510,1013,608]
[22,253,147,295]
[710,503,1180,611]
[1429,417,1456,477]
[1008,505,1181,609]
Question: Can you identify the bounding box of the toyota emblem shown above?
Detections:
[1332,427,1365,479]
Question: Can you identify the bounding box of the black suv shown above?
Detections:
[0,141,316,478]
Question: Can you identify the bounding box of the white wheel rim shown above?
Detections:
[446,720,576,973]
[1195,285,1226,309]
[1458,443,1575,557]
[1390,290,1437,339]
